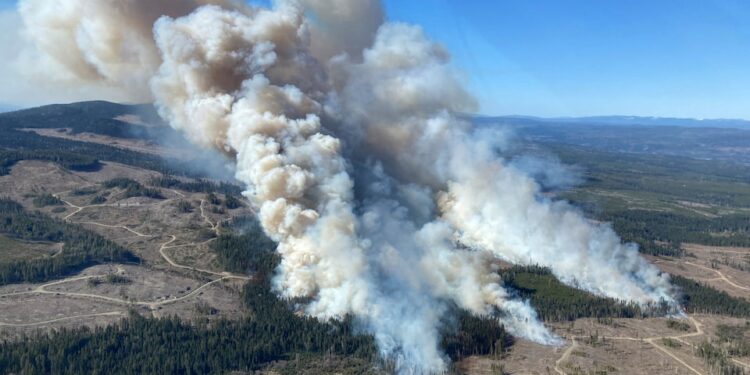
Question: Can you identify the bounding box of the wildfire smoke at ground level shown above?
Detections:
[15,0,679,373]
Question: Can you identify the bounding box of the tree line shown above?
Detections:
[150,176,242,196]
[0,198,138,285]
[0,149,101,176]
[102,178,164,199]
[672,275,750,317]
[604,209,750,252]
[500,265,647,321]
[500,265,750,321]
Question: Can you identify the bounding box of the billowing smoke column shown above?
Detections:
[17,0,677,373]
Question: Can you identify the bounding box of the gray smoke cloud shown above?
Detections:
[509,154,583,191]
[16,0,239,101]
[16,1,678,373]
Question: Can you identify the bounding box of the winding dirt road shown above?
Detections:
[0,188,251,327]
[684,261,750,291]
[554,316,709,375]
[158,235,239,279]
[554,315,750,374]
[554,336,578,375]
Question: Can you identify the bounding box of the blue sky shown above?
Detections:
[3,0,750,119]
[381,0,750,119]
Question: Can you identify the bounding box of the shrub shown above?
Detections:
[32,194,62,208]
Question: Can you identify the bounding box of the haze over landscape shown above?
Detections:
[0,1,749,375]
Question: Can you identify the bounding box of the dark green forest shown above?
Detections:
[102,178,164,199]
[500,265,645,321]
[211,217,278,274]
[0,149,102,176]
[150,176,243,196]
[672,275,750,317]
[603,210,750,255]
[31,193,63,208]
[501,265,750,321]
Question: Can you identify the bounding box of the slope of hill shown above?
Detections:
[0,100,175,140]
[478,114,750,129]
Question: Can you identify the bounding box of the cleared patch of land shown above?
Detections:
[459,314,750,375]
[20,128,180,157]
[0,161,253,337]
[650,244,750,300]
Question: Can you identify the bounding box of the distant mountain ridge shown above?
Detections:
[471,113,750,166]
[6,101,750,130]
[0,104,18,113]
[474,114,750,130]
[0,101,159,122]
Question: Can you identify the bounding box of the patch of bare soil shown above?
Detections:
[0,294,126,340]
[649,244,750,300]
[0,160,87,203]
[164,239,224,274]
[20,127,179,157]
[461,315,750,375]
[0,161,252,338]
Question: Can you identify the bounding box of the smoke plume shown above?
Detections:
[17,0,677,373]
[17,0,238,101]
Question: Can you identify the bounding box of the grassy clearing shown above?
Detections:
[0,235,57,264]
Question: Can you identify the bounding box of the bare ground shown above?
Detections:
[460,314,750,375]
[462,243,750,375]
[20,128,180,157]
[649,243,750,300]
[0,161,253,338]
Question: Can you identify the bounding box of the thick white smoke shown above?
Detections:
[16,0,677,373]
[17,0,239,101]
